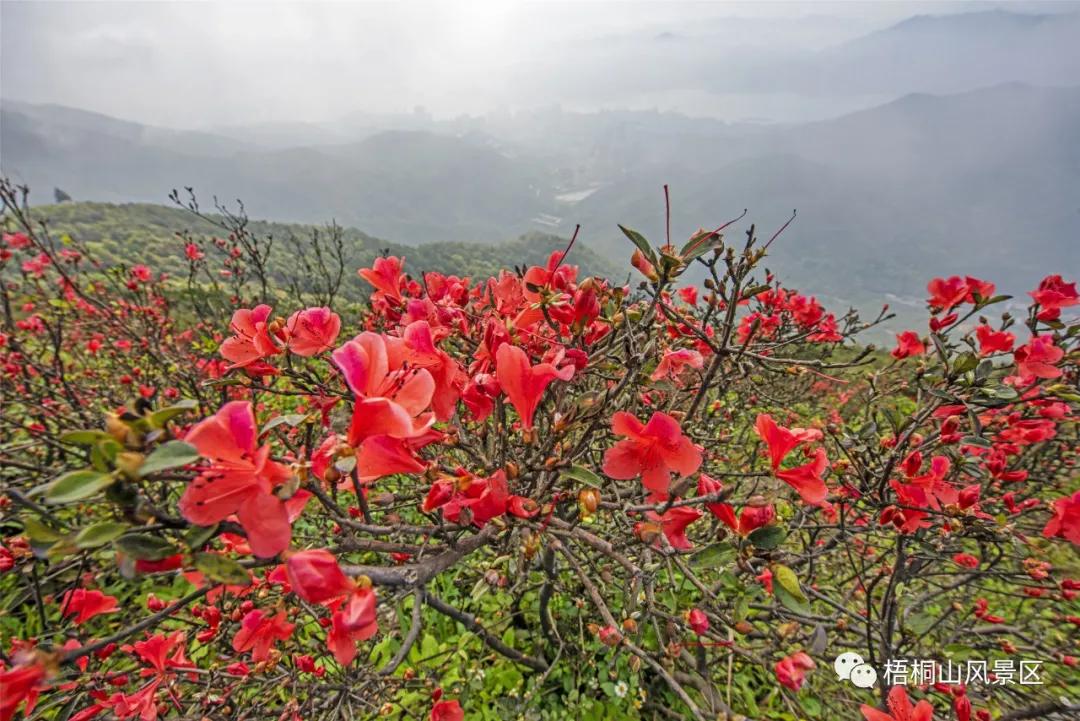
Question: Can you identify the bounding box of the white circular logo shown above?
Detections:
[850,663,878,689]
[834,652,864,680]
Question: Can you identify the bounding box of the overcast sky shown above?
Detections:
[2,1,1075,127]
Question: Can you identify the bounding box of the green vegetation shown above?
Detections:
[29,201,618,291]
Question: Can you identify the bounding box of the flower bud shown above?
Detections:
[578,488,601,516]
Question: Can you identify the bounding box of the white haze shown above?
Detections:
[3,0,1075,128]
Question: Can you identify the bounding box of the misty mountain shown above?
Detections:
[3,81,1078,318]
[734,10,1080,97]
[2,107,552,242]
[573,83,1080,307]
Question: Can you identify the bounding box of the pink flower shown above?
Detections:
[495,343,574,430]
[603,411,702,501]
[687,608,710,635]
[861,685,934,721]
[1043,491,1080,546]
[430,698,464,721]
[646,506,702,550]
[60,588,118,624]
[284,549,354,604]
[358,256,405,301]
[219,305,283,369]
[286,307,341,357]
[975,325,1014,355]
[1013,335,1064,380]
[1029,274,1078,321]
[927,276,968,311]
[651,348,704,382]
[179,401,294,558]
[891,331,925,360]
[331,332,439,482]
[130,265,153,283]
[232,610,295,662]
[774,651,815,691]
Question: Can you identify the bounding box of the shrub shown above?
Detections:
[1,178,1078,721]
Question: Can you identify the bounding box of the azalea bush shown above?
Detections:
[1,176,1078,721]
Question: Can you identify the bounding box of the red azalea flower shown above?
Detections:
[927,276,968,311]
[952,553,979,569]
[861,685,934,721]
[1043,491,1080,546]
[0,657,47,721]
[644,506,702,551]
[179,401,294,558]
[891,331,925,360]
[1013,335,1064,380]
[603,411,702,501]
[687,608,709,635]
[738,504,776,535]
[776,448,830,505]
[774,651,815,691]
[754,414,820,471]
[232,609,295,662]
[975,325,1014,355]
[651,348,704,382]
[754,414,828,504]
[398,320,467,422]
[439,470,511,528]
[430,698,464,721]
[286,307,341,357]
[1029,274,1078,321]
[284,549,354,604]
[60,588,119,624]
[963,276,995,303]
[494,343,575,430]
[132,631,193,675]
[327,587,378,665]
[358,256,405,302]
[332,333,436,444]
[697,474,737,531]
[219,305,283,369]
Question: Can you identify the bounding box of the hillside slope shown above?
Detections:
[22,202,618,293]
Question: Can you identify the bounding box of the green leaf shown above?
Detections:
[184,524,219,550]
[139,441,200,477]
[45,470,116,504]
[960,435,992,449]
[690,543,734,569]
[617,224,657,265]
[907,613,935,635]
[74,521,129,549]
[747,525,786,550]
[773,564,808,603]
[774,582,811,616]
[562,465,603,487]
[146,399,199,429]
[261,414,308,433]
[194,552,251,586]
[90,439,122,471]
[334,456,357,474]
[952,352,978,374]
[680,229,721,261]
[115,534,177,561]
[60,430,111,446]
[22,516,63,543]
[740,284,771,301]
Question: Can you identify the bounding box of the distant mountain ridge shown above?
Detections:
[20,201,618,293]
[4,82,1078,312]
